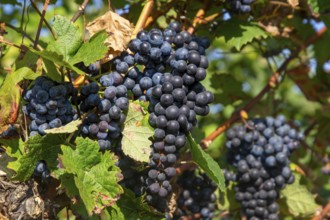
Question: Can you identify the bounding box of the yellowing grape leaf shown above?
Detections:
[0,67,39,133]
[121,101,153,163]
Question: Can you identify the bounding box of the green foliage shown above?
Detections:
[280,174,319,217]
[121,101,154,163]
[47,15,83,61]
[1,0,330,219]
[187,134,226,192]
[28,47,86,75]
[59,137,123,215]
[69,30,108,66]
[215,19,268,51]
[0,138,24,173]
[106,188,165,220]
[4,134,67,181]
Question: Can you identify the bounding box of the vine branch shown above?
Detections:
[187,0,211,34]
[30,0,56,39]
[34,0,50,49]
[132,0,154,38]
[312,202,330,220]
[200,26,327,148]
[71,0,90,23]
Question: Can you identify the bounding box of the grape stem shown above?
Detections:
[132,0,154,38]
[311,201,330,220]
[187,0,211,34]
[145,1,177,28]
[30,0,56,39]
[71,0,90,23]
[200,26,327,149]
[4,23,40,49]
[34,0,50,49]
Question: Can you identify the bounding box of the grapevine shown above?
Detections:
[0,1,329,220]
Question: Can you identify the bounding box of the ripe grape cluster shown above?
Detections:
[224,115,303,220]
[23,76,77,136]
[110,21,213,211]
[226,0,254,13]
[75,74,128,151]
[173,171,217,220]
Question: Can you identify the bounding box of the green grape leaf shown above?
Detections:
[28,47,85,75]
[69,30,108,66]
[47,15,83,60]
[0,67,39,133]
[216,19,268,50]
[187,134,226,192]
[0,138,24,177]
[106,188,165,220]
[59,137,123,215]
[280,174,319,217]
[121,101,153,163]
[11,134,67,181]
[45,119,82,134]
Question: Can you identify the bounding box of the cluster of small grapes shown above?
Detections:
[110,21,213,211]
[226,0,254,13]
[23,76,77,136]
[115,156,146,196]
[224,115,303,220]
[74,75,128,150]
[173,171,217,220]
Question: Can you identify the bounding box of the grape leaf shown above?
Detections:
[280,174,319,217]
[215,19,268,51]
[187,134,226,192]
[59,137,123,215]
[69,30,108,66]
[121,101,153,163]
[11,134,67,181]
[28,47,85,75]
[106,188,165,220]
[0,153,16,177]
[47,15,83,61]
[0,67,39,133]
[0,138,24,177]
[0,138,24,173]
[86,10,134,61]
[45,119,82,134]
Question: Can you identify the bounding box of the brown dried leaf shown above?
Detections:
[86,11,134,62]
[288,0,299,8]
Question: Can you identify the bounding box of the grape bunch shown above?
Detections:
[173,171,217,220]
[109,21,213,211]
[23,76,77,136]
[77,72,128,151]
[226,0,254,13]
[224,115,303,220]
